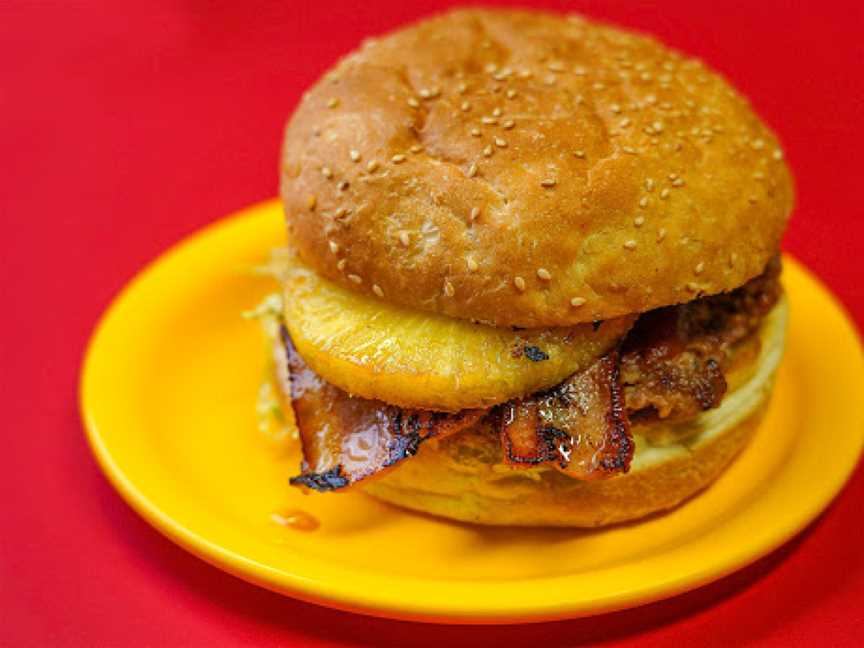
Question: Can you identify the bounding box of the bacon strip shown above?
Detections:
[500,352,633,480]
[280,328,482,491]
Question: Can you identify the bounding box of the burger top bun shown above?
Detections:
[281,8,793,328]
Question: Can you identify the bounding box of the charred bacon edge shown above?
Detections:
[282,327,481,491]
[499,351,634,479]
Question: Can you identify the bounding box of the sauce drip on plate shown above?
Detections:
[271,510,320,532]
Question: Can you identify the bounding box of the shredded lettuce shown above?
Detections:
[244,290,297,442]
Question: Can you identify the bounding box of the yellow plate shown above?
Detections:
[81,199,864,623]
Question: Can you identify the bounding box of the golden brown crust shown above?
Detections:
[281,8,793,327]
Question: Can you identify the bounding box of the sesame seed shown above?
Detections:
[610,103,622,114]
[328,240,340,254]
[470,206,480,222]
[773,149,783,160]
[502,119,515,130]
[482,145,493,157]
[623,240,637,250]
[537,268,552,281]
[391,154,406,164]
[443,281,455,297]
[484,63,497,74]
[372,284,384,298]
[660,188,670,199]
[645,178,655,191]
[366,160,379,172]
[620,118,632,128]
[570,296,587,307]
[334,207,347,219]
[592,82,605,91]
[398,231,410,247]
[753,171,766,180]
[748,195,758,203]
[652,121,664,133]
[327,98,340,108]
[410,144,423,153]
[349,149,361,162]
[694,262,705,275]
[467,257,479,272]
[514,276,526,291]
[506,89,518,99]
[574,66,587,76]
[306,195,317,210]
[348,274,362,284]
[639,196,649,208]
[470,128,481,137]
[461,101,471,112]
[457,82,468,94]
[657,228,667,242]
[641,72,653,82]
[467,163,478,178]
[634,216,645,227]
[540,178,557,188]
[337,180,349,191]
[481,116,498,125]
[321,166,333,179]
[494,137,507,148]
[622,146,639,155]
[312,126,321,137]
[337,259,347,271]
[751,138,765,150]
[644,94,657,105]
[544,74,557,86]
[729,252,738,267]
[548,60,565,72]
[668,173,678,180]
[574,150,586,159]
[686,282,700,293]
[407,97,420,108]
[492,107,502,117]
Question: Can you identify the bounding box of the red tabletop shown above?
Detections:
[4,1,864,645]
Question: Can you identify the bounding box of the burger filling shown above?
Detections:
[279,258,781,491]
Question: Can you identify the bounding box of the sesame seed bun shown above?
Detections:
[361,295,787,526]
[280,8,793,328]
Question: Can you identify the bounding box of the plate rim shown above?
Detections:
[80,198,864,623]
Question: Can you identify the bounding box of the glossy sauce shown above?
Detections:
[271,510,320,532]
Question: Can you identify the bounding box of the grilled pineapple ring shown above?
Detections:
[280,252,634,411]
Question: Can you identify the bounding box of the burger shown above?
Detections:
[261,8,793,526]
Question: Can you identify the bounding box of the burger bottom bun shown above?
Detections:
[363,297,788,527]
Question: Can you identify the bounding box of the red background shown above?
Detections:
[3,1,863,645]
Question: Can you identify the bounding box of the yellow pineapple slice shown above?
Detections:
[278,250,634,411]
